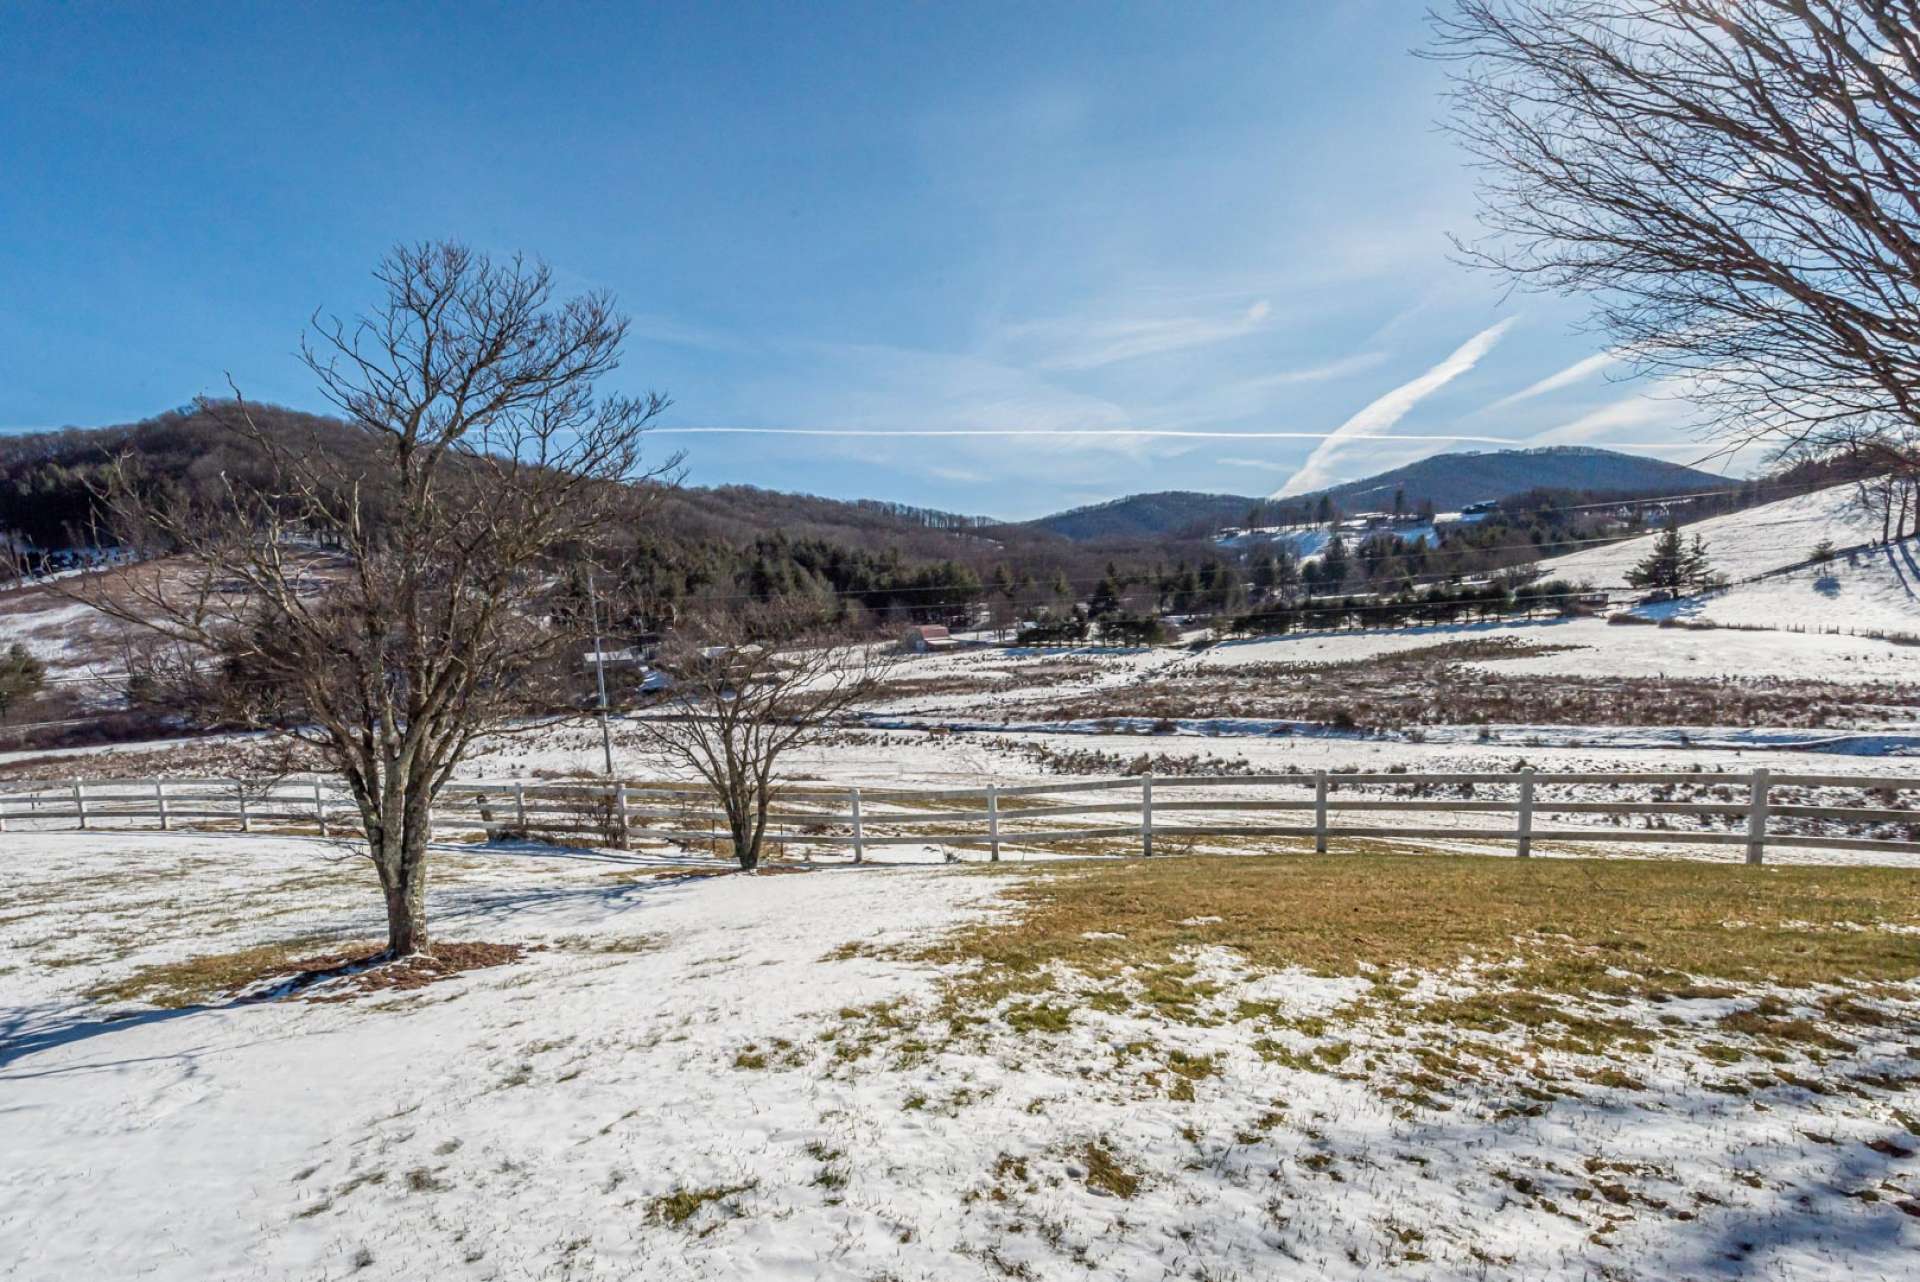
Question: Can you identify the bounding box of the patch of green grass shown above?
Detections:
[1002,1001,1074,1033]
[644,1181,757,1229]
[1718,998,1856,1051]
[731,1037,801,1071]
[1165,1049,1218,1081]
[552,932,665,955]
[1077,1139,1141,1199]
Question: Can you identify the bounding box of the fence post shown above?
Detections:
[73,780,88,831]
[514,782,526,832]
[1140,774,1154,857]
[987,784,1001,863]
[616,782,630,849]
[313,778,328,838]
[156,781,170,832]
[236,780,252,833]
[1516,767,1534,858]
[1313,771,1328,854]
[1746,768,1771,865]
[850,787,865,865]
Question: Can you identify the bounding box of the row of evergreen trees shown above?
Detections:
[1228,576,1595,636]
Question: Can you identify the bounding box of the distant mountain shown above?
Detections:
[1022,491,1261,542]
[1027,447,1729,541]
[1310,446,1727,514]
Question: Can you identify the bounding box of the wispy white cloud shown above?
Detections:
[1273,318,1517,497]
[1001,298,1274,372]
[1482,348,1620,413]
[1138,349,1389,428]
[1528,382,1697,448]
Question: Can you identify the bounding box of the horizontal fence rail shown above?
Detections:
[3,767,1919,866]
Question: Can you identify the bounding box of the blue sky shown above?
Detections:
[0,1,1730,519]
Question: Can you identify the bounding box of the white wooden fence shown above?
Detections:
[2,769,1918,865]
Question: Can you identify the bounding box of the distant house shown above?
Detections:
[581,646,647,667]
[900,624,959,654]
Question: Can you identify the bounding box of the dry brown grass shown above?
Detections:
[82,936,531,1008]
[925,853,1920,990]
[1035,642,1920,730]
[901,853,1920,1064]
[83,934,373,1008]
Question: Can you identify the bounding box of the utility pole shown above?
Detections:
[588,571,615,777]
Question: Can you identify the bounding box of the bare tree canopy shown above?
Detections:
[1432,1,1920,459]
[631,605,893,871]
[82,241,676,955]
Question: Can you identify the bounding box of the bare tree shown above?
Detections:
[77,242,676,956]
[630,606,893,870]
[1431,2,1920,462]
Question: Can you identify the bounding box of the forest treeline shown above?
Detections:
[2,402,1893,634]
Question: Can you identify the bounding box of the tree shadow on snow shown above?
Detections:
[1380,1045,1920,1277]
[0,998,282,1078]
[0,840,724,1075]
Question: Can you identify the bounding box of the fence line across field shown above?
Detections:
[2,768,1918,865]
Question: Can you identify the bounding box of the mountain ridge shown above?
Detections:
[1026,446,1730,541]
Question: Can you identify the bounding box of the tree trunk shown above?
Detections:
[725,790,760,871]
[384,868,428,956]
[731,817,759,871]
[371,787,433,956]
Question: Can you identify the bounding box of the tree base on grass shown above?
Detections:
[266,941,533,1003]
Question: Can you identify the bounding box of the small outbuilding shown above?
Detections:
[900,624,959,654]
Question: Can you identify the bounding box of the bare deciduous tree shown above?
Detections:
[1431,1,1920,462]
[631,607,893,871]
[78,241,676,956]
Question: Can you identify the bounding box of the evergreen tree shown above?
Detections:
[1251,552,1280,593]
[1320,533,1350,591]
[1088,564,1124,618]
[1681,534,1718,592]
[1625,521,1688,592]
[0,642,45,721]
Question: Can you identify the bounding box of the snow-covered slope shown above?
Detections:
[1537,481,1920,632]
[1540,482,1884,589]
[1636,542,1920,633]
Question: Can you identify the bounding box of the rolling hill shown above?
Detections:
[1028,447,1730,541]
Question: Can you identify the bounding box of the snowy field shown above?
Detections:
[7,475,1920,1278]
[1541,482,1885,588]
[4,831,1918,1281]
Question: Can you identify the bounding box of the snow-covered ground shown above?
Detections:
[1632,542,1920,636]
[4,831,1917,1280]
[864,615,1918,709]
[0,590,125,681]
[1541,482,1886,589]
[1196,614,1916,682]
[0,835,1001,1279]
